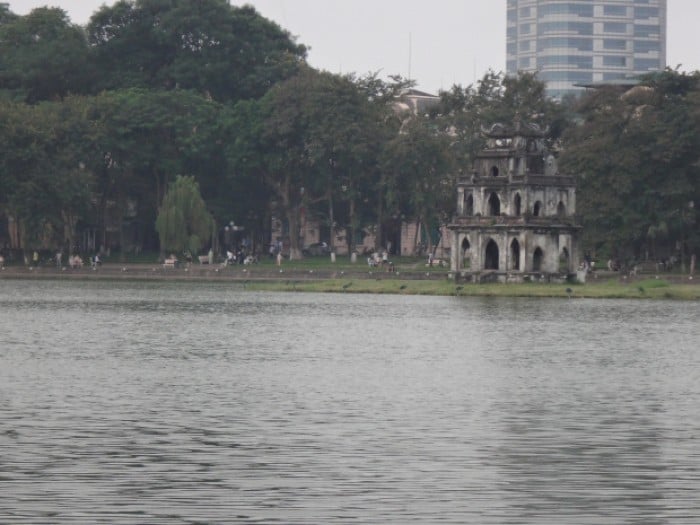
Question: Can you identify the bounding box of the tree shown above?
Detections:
[86,0,306,102]
[380,115,454,255]
[226,68,389,259]
[85,88,225,255]
[352,74,411,252]
[0,7,93,103]
[155,175,213,256]
[0,98,95,254]
[560,69,700,265]
[430,71,571,169]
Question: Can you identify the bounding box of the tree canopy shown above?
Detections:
[560,69,700,264]
[86,0,306,102]
[1,0,698,268]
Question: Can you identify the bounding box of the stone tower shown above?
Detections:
[448,118,581,282]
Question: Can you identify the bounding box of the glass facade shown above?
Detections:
[506,0,667,98]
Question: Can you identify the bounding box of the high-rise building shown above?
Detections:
[506,0,667,98]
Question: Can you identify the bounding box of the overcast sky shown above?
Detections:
[7,0,699,94]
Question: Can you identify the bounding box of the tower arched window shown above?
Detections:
[485,239,499,270]
[533,200,543,217]
[488,193,501,216]
[510,239,520,270]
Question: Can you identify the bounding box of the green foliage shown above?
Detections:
[560,69,700,261]
[430,70,572,168]
[1,1,699,268]
[225,68,407,257]
[380,115,455,251]
[0,7,93,103]
[155,175,213,255]
[86,0,306,102]
[0,98,95,248]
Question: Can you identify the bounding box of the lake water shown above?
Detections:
[1,279,699,524]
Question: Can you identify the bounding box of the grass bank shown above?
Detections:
[2,254,698,300]
[244,277,700,300]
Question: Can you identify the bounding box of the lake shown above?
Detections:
[1,279,699,524]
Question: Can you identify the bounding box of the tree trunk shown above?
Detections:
[328,191,335,253]
[413,217,421,256]
[348,197,356,254]
[287,206,302,260]
[375,189,384,251]
[117,194,127,262]
[61,210,75,258]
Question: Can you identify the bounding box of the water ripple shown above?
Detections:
[1,281,699,523]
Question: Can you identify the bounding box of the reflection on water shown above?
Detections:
[1,280,699,523]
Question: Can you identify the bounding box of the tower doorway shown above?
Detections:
[510,239,520,270]
[485,239,499,270]
[533,247,544,272]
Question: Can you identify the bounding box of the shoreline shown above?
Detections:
[1,262,699,300]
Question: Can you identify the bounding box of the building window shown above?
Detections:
[538,3,593,18]
[603,56,627,67]
[634,6,659,19]
[519,6,531,18]
[520,23,531,35]
[603,72,627,81]
[634,40,660,53]
[604,22,628,34]
[603,39,626,50]
[519,40,531,52]
[635,58,661,71]
[538,37,593,52]
[519,57,531,69]
[539,71,593,83]
[538,22,593,36]
[634,24,658,37]
[507,8,517,23]
[604,5,627,17]
[539,55,592,69]
[507,42,517,55]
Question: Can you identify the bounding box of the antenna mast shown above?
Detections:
[408,32,412,83]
